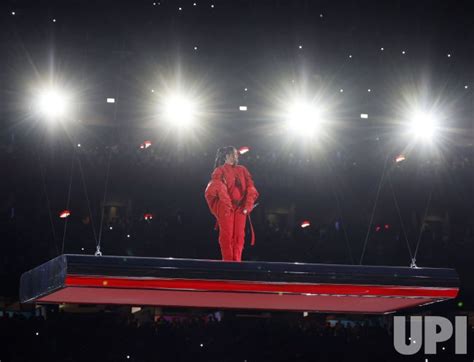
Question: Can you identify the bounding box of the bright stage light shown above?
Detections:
[300,220,311,228]
[35,88,70,121]
[285,101,323,137]
[162,94,198,128]
[395,154,406,163]
[238,146,250,155]
[140,140,152,149]
[408,111,438,141]
[144,213,153,221]
[59,209,71,219]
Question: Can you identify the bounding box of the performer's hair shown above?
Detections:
[214,146,236,169]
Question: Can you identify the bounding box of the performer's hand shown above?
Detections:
[242,209,248,215]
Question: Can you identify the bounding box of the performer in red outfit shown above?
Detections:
[204,146,259,261]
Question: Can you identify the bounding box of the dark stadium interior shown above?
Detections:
[0,0,473,360]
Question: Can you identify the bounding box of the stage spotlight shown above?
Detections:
[300,220,311,228]
[408,111,438,141]
[140,140,152,149]
[395,154,406,163]
[59,210,71,219]
[238,146,250,155]
[162,94,198,128]
[35,88,70,121]
[144,213,153,221]
[285,101,323,137]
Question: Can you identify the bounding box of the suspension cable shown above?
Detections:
[95,149,112,256]
[411,183,434,268]
[323,156,354,264]
[94,40,125,256]
[61,151,75,254]
[359,154,389,265]
[387,173,414,263]
[77,154,99,245]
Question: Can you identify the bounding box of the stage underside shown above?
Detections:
[20,254,459,314]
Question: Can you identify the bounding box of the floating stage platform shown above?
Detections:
[20,254,459,314]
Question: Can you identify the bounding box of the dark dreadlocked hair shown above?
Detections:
[213,146,236,169]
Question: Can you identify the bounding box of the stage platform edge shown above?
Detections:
[20,254,460,314]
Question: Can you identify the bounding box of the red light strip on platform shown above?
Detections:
[65,276,458,299]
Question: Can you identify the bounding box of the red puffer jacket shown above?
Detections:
[204,163,259,217]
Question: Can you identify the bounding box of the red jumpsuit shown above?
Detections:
[204,164,259,261]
